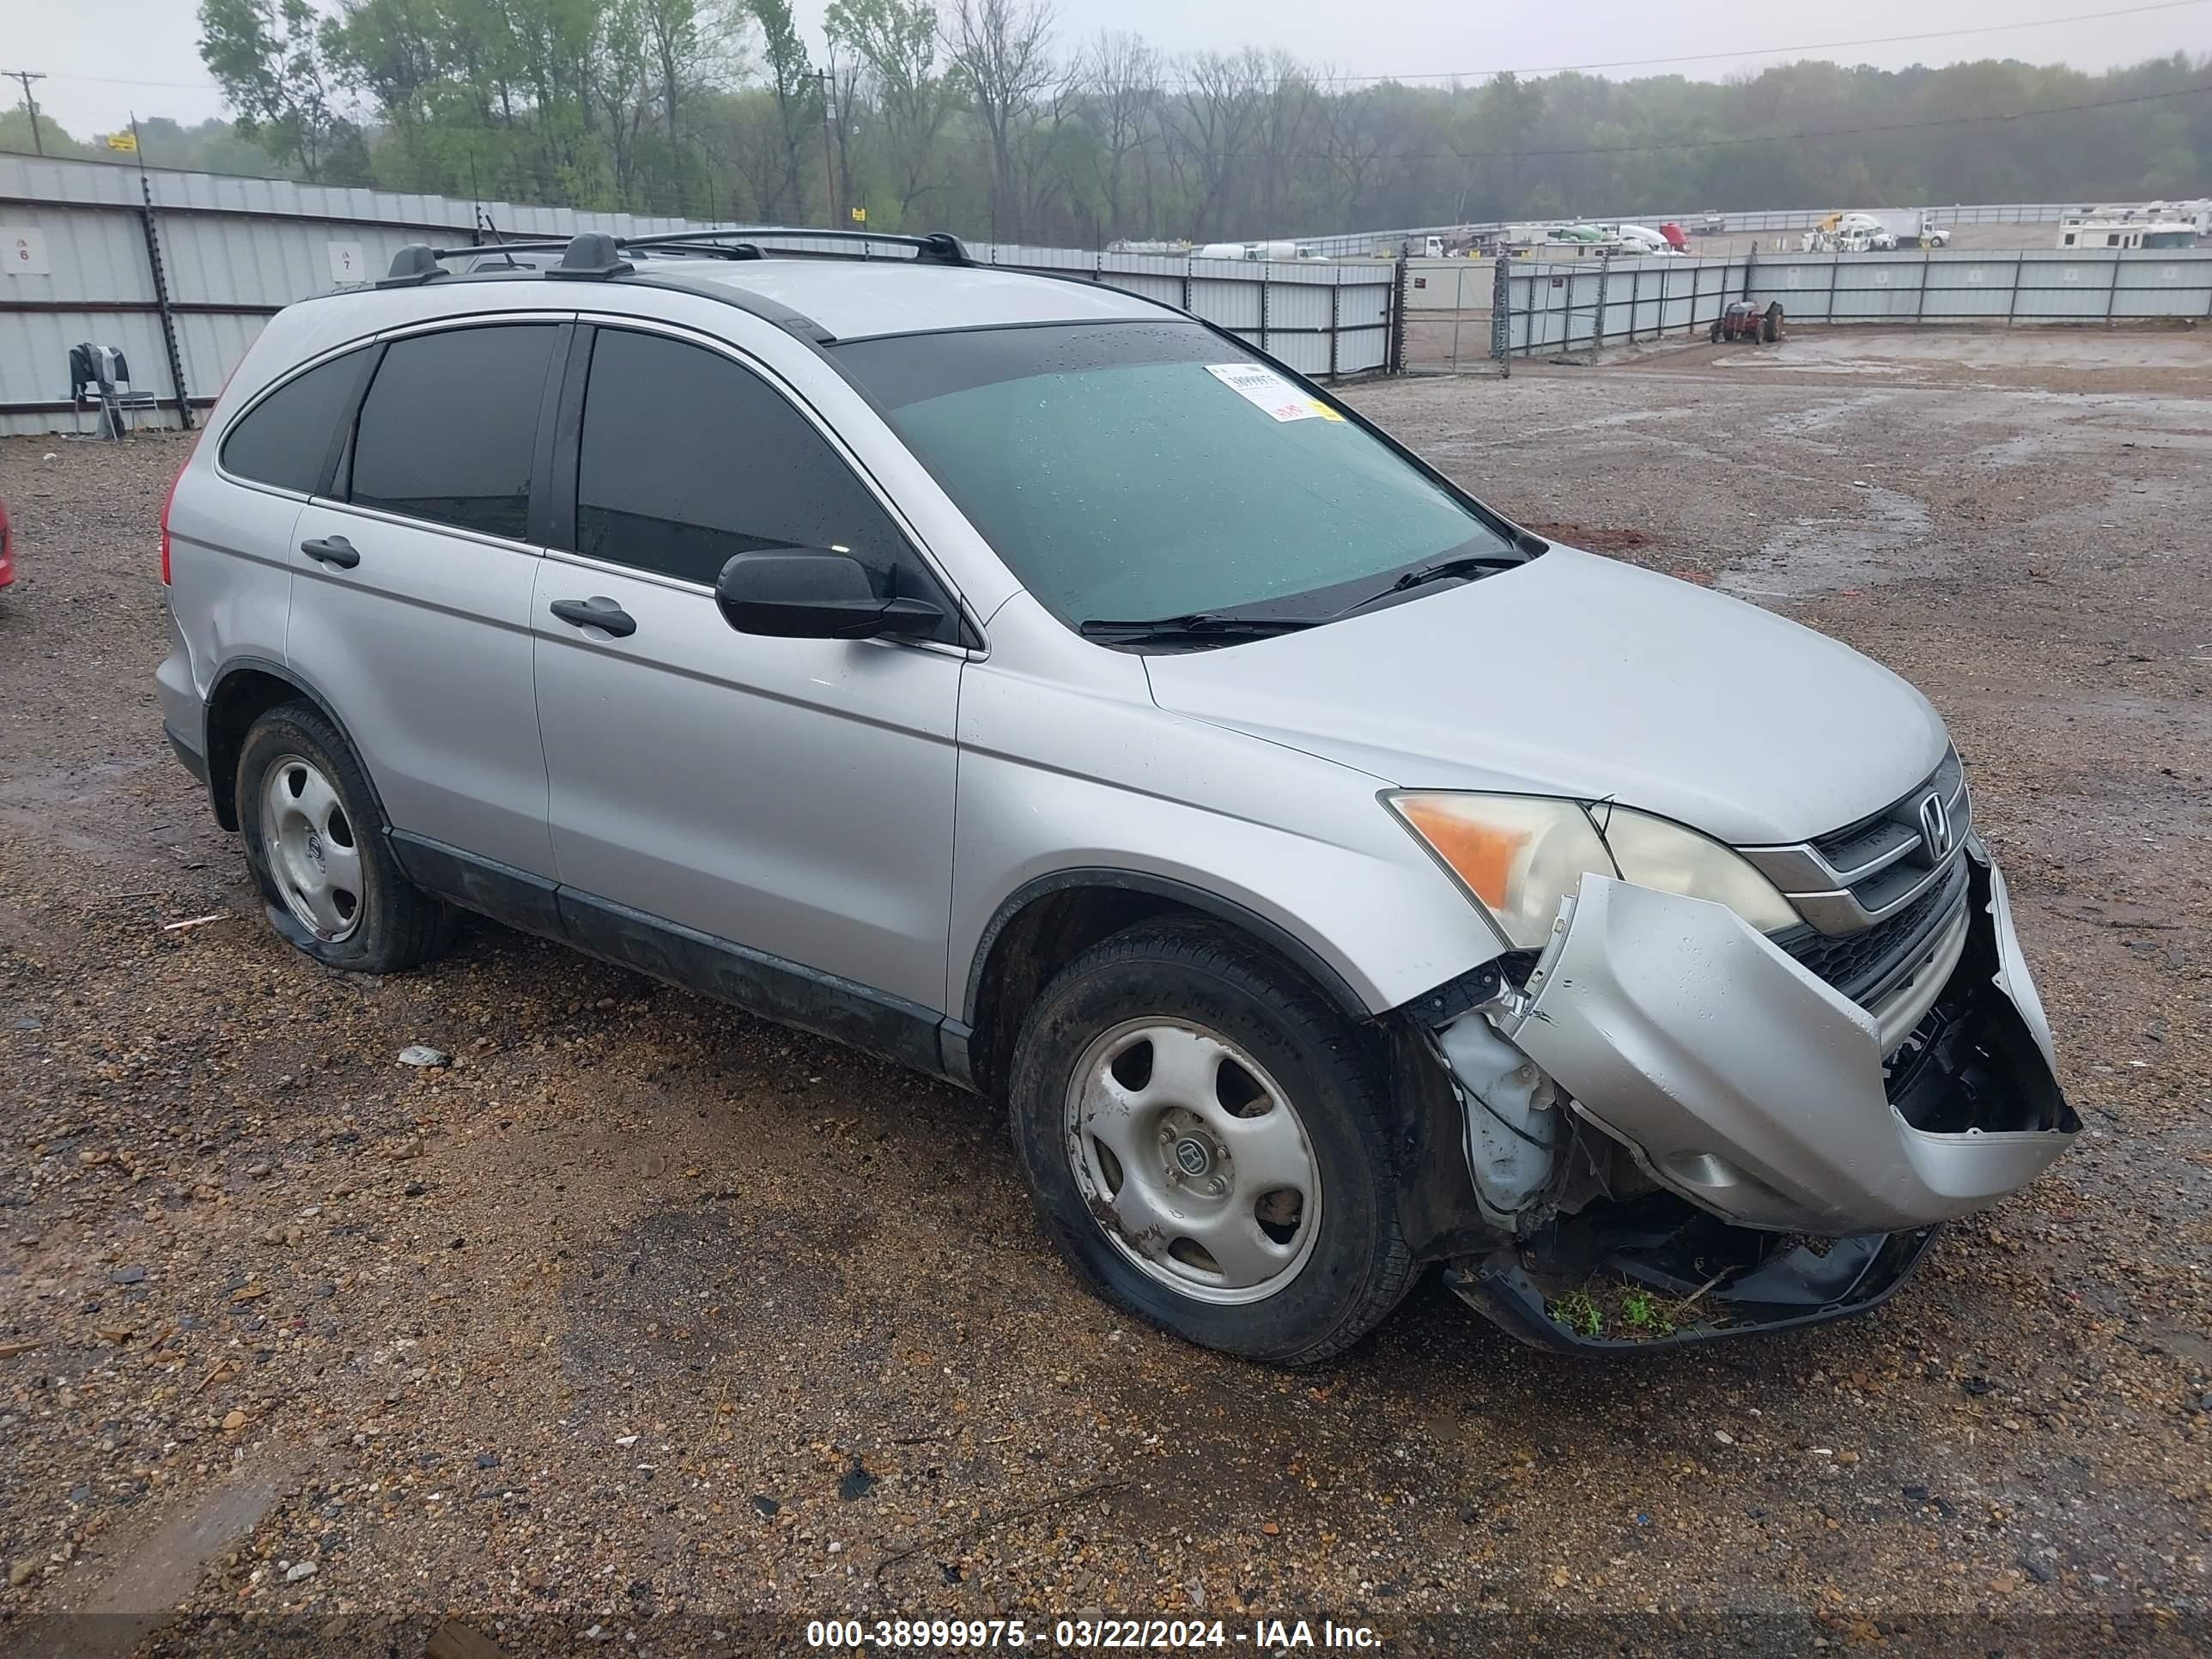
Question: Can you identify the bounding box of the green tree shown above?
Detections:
[826,0,951,223]
[198,0,364,181]
[743,0,821,219]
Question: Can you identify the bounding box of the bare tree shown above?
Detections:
[1075,30,1163,240]
[1254,51,1321,234]
[1318,85,1396,234]
[942,0,1056,240]
[1176,48,1268,239]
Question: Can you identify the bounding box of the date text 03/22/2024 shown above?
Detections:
[805,1617,1385,1650]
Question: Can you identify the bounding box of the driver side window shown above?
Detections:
[574,327,910,589]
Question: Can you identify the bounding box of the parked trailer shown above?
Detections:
[2058,216,2200,250]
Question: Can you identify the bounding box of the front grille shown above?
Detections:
[1738,748,1972,936]
[1811,749,1967,915]
[1774,854,1969,1006]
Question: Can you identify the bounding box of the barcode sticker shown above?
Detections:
[1204,362,1344,422]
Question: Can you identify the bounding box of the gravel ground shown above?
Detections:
[1,328,2208,1658]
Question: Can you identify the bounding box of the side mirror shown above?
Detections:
[714,550,945,641]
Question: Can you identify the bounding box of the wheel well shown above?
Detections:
[203,668,311,830]
[964,881,1369,1099]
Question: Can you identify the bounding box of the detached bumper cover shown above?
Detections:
[1503,842,2075,1236]
[1448,1220,1937,1353]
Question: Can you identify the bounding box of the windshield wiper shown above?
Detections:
[1078,611,1324,642]
[1327,552,1522,619]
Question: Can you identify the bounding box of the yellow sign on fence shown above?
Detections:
[849,206,866,223]
[106,131,138,153]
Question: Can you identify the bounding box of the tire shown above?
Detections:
[1707,319,1723,343]
[234,702,454,975]
[1762,304,1784,343]
[1007,918,1414,1366]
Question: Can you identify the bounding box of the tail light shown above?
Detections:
[160,453,190,585]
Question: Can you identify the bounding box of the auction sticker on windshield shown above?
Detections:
[1205,362,1345,422]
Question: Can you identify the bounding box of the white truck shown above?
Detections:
[1801,211,1949,253]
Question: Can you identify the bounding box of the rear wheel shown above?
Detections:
[235,703,453,975]
[1708,319,1723,343]
[1007,920,1413,1366]
[1762,303,1784,343]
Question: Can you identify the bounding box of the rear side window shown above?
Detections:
[349,324,556,540]
[220,349,369,495]
[574,327,908,586]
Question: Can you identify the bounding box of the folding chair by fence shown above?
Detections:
[68,343,161,438]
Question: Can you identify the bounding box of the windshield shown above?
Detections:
[836,322,1516,627]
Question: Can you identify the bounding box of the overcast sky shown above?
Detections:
[8,0,2207,138]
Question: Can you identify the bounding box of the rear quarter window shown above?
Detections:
[219,349,372,495]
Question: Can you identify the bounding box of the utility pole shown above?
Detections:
[4,70,49,155]
[814,68,837,227]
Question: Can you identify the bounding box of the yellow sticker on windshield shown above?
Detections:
[1205,362,1346,422]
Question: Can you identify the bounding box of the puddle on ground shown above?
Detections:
[1718,485,1935,599]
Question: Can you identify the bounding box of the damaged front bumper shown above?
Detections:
[1447,1212,1939,1353]
[1498,838,2075,1237]
[1426,839,2075,1349]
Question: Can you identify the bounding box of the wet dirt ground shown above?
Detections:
[2,327,2208,1657]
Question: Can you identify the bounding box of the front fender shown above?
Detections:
[949,629,1504,1020]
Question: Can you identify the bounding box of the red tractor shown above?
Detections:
[1711,299,1784,343]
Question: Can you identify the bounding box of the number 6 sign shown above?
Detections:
[3,228,51,276]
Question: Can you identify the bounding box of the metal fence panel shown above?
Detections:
[3,156,1398,434]
[0,204,151,305]
[0,306,173,417]
[1918,259,2018,319]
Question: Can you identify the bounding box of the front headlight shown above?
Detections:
[1387,793,1800,949]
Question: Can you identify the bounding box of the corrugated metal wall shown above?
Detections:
[1498,248,2212,356]
[0,156,1393,435]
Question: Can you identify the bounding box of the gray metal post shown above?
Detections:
[2106,252,2123,326]
[1491,254,1510,377]
[1826,251,1841,325]
[2007,255,2024,326]
[1389,257,1407,374]
[1591,260,1608,354]
[137,175,191,431]
[1328,282,1340,381]
[1914,250,1929,325]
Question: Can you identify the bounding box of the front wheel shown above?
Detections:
[1007,920,1413,1366]
[235,702,454,975]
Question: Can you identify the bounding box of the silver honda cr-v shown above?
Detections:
[157,229,2075,1364]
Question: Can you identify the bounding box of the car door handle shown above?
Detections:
[549,596,637,638]
[300,534,360,569]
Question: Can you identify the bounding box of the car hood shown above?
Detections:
[1141,545,1948,845]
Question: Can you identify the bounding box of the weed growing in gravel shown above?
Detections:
[1551,1288,1604,1338]
[1620,1288,1674,1335]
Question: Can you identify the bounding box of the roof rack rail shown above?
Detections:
[374,224,978,290]
[378,239,573,285]
[620,227,975,266]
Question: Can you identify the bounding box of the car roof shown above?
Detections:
[640,257,1172,342]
